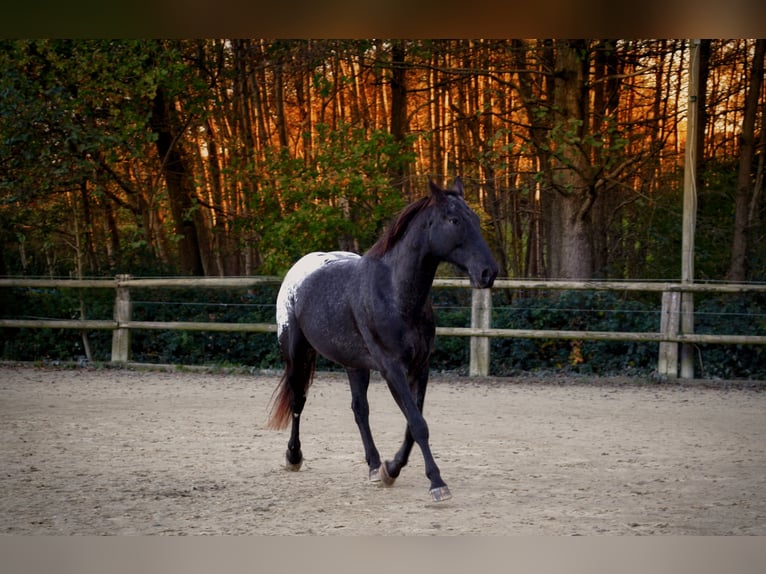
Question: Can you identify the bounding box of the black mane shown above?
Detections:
[365,195,433,258]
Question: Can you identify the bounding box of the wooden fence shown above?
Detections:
[1,276,765,379]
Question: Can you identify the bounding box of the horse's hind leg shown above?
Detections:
[283,330,316,471]
[346,368,382,481]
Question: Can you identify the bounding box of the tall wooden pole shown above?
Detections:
[680,39,700,379]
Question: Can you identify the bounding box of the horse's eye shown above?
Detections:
[448,217,459,225]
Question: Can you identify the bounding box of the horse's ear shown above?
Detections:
[450,176,465,197]
[429,179,447,204]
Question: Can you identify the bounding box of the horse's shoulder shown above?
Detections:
[358,253,391,273]
[357,256,394,289]
[351,260,400,323]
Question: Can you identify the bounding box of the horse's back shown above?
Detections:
[276,251,361,340]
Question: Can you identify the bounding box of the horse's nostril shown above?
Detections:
[480,267,497,287]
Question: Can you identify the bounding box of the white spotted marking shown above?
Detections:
[276,251,360,339]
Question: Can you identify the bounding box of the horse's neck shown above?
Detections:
[383,236,438,316]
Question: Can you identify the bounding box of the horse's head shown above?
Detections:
[427,177,499,289]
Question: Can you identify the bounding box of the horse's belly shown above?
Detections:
[295,286,376,369]
[310,330,376,370]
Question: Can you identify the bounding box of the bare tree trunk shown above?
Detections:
[429,50,440,177]
[591,40,621,276]
[204,117,226,276]
[294,55,312,161]
[150,86,206,276]
[696,40,712,187]
[749,101,766,229]
[389,40,410,196]
[68,188,93,362]
[547,40,597,279]
[231,39,262,274]
[78,179,98,274]
[102,200,119,270]
[727,39,765,281]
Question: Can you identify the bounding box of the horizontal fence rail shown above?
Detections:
[1,276,765,378]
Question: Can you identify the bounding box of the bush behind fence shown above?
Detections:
[2,285,764,379]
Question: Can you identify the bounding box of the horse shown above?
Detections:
[267,177,498,501]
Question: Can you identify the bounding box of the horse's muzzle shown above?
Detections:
[472,265,498,289]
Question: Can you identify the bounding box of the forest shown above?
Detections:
[1,39,764,377]
[1,39,764,282]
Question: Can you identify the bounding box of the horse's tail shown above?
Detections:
[266,370,295,430]
[266,350,316,430]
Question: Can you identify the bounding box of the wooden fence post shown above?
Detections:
[111,274,133,362]
[469,288,492,377]
[658,290,680,377]
[680,292,696,378]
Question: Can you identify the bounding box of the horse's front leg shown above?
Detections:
[380,365,428,485]
[379,361,450,502]
[346,367,382,481]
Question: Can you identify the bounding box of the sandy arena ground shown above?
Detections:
[1,365,764,535]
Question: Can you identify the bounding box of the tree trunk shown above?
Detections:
[558,205,595,282]
[696,40,712,188]
[547,40,597,279]
[727,39,765,282]
[102,200,120,270]
[79,179,98,274]
[150,86,206,276]
[591,40,621,276]
[273,59,289,149]
[389,40,410,196]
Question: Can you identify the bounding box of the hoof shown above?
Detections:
[379,462,396,486]
[369,466,381,482]
[429,485,452,502]
[285,451,302,471]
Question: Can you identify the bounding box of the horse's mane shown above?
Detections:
[366,195,433,258]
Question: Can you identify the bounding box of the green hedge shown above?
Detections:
[429,289,766,378]
[1,285,764,379]
[126,285,281,368]
[0,287,114,362]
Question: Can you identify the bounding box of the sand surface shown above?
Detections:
[1,365,764,535]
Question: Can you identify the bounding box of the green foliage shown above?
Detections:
[696,161,742,279]
[430,290,660,376]
[0,40,176,276]
[252,122,412,274]
[0,39,213,277]
[489,291,660,375]
[430,288,472,373]
[0,285,282,367]
[641,159,766,283]
[0,40,158,193]
[0,287,114,361]
[128,285,281,367]
[692,292,766,379]
[609,168,684,281]
[1,38,763,375]
[1,286,764,379]
[1,39,762,284]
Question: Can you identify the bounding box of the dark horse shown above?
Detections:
[267,177,498,501]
